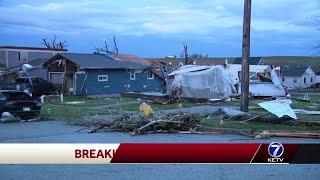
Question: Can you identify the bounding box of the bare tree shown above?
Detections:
[95,36,119,55]
[42,35,67,49]
[113,36,119,54]
[183,42,188,65]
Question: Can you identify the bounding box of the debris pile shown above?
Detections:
[214,107,250,120]
[85,110,206,135]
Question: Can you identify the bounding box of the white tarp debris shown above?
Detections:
[270,69,281,87]
[249,82,285,97]
[170,65,237,99]
[294,109,320,115]
[258,99,297,119]
[168,65,210,76]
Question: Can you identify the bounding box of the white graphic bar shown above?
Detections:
[0,144,120,164]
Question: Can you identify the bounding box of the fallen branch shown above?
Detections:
[137,120,181,133]
[88,125,106,133]
[76,127,89,133]
[240,112,270,123]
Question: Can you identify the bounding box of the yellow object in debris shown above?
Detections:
[139,102,154,119]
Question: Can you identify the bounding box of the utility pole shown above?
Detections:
[240,0,252,112]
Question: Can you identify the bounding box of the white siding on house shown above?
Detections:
[316,75,320,83]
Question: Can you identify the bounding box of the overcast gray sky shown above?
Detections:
[1,0,320,57]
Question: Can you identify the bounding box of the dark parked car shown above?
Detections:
[0,90,41,120]
[15,77,56,97]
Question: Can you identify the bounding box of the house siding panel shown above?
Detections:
[7,51,55,68]
[28,52,54,61]
[82,69,164,96]
[7,51,20,68]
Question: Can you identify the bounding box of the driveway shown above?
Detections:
[0,120,319,180]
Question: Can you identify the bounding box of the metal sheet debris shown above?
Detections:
[258,99,297,119]
[294,109,320,115]
[215,107,250,120]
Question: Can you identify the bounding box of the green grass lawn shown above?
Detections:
[202,118,320,132]
[41,95,128,122]
[41,95,194,121]
[120,101,194,111]
[41,94,320,132]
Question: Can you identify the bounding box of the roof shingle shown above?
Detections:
[44,53,145,69]
[281,65,309,77]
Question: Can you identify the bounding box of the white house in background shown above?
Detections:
[281,65,316,89]
[312,67,320,83]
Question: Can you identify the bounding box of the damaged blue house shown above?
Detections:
[43,53,165,96]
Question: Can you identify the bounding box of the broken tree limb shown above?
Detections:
[88,125,106,133]
[76,127,89,133]
[137,120,181,134]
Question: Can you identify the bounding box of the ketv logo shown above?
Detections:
[267,142,284,163]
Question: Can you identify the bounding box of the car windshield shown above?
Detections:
[1,92,33,100]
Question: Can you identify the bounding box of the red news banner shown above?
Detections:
[0,143,319,164]
[110,143,320,164]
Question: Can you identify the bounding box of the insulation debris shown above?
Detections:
[139,102,154,119]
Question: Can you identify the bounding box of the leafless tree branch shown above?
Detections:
[41,35,67,49]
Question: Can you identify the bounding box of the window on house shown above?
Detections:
[97,74,108,81]
[311,77,313,83]
[304,77,306,84]
[129,70,136,80]
[293,79,297,83]
[147,69,154,79]
[282,77,285,82]
[18,51,27,61]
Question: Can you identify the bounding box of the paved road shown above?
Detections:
[0,120,319,180]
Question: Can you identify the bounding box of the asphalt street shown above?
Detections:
[0,120,319,180]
